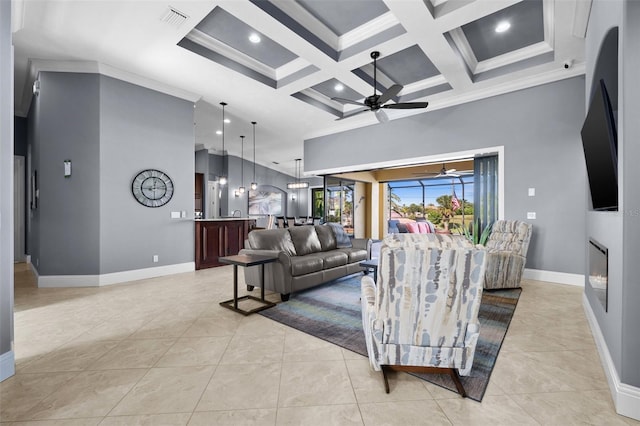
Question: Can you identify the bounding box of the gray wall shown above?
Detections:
[586,0,640,389]
[27,72,195,276]
[305,77,587,274]
[29,72,101,275]
[1,0,14,373]
[621,0,640,390]
[99,75,194,273]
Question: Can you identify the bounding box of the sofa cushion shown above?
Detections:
[288,226,322,256]
[310,251,348,269]
[326,223,352,248]
[335,247,368,263]
[405,222,419,233]
[290,256,324,276]
[417,222,430,233]
[315,225,337,251]
[396,223,408,233]
[248,229,297,256]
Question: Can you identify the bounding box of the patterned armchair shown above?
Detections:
[361,233,487,396]
[483,220,532,290]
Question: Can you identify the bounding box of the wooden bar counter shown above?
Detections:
[194,218,256,269]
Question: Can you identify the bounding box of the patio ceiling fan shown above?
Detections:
[412,163,460,178]
[333,51,429,123]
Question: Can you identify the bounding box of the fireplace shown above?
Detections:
[588,238,608,312]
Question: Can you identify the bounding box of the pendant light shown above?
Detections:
[238,135,246,194]
[219,102,228,186]
[250,121,258,191]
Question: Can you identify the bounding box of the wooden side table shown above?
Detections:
[218,254,278,315]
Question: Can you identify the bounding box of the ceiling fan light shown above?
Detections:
[375,109,389,123]
[495,21,511,33]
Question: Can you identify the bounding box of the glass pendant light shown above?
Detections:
[219,102,228,186]
[251,121,258,191]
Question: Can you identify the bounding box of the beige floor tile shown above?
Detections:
[278,361,356,407]
[155,336,231,367]
[20,340,120,373]
[109,366,215,416]
[0,419,102,425]
[283,329,345,362]
[8,265,638,425]
[99,413,191,425]
[510,389,635,425]
[345,358,433,403]
[196,363,281,411]
[358,400,452,426]
[88,339,175,370]
[436,395,539,425]
[188,409,276,425]
[0,372,79,421]
[28,369,148,420]
[182,316,242,338]
[275,404,363,425]
[219,334,285,365]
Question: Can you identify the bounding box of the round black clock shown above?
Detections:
[131,169,174,208]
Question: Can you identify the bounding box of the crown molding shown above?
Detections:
[17,59,201,116]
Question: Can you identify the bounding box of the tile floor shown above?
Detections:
[1,263,638,425]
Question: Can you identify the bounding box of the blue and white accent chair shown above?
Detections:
[361,233,487,396]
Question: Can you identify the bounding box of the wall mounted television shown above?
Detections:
[580,79,618,211]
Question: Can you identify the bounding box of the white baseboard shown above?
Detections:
[0,350,15,382]
[523,268,584,286]
[583,294,640,421]
[37,262,195,288]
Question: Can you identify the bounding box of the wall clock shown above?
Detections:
[131,169,174,207]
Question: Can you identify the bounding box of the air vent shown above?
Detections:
[160,6,188,27]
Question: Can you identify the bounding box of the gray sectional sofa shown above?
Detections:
[240,224,371,301]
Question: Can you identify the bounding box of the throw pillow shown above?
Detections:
[326,223,352,248]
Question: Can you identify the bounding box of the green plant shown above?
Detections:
[463,218,493,246]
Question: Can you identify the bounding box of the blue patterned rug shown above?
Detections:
[259,273,521,402]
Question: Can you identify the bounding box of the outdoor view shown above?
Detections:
[388,175,474,233]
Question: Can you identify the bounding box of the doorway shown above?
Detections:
[14,156,25,262]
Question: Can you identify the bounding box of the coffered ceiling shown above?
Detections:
[11,0,590,177]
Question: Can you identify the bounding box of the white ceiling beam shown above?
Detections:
[382,0,473,91]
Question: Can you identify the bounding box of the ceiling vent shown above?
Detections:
[160,6,189,27]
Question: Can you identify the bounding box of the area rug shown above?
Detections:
[259,273,521,402]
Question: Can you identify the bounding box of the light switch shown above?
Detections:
[528,188,535,196]
[527,212,536,220]
[170,211,180,219]
[181,211,187,218]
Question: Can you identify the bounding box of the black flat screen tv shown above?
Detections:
[580,79,618,211]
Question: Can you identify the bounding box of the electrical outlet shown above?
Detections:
[528,188,535,196]
[153,255,159,263]
[527,212,536,220]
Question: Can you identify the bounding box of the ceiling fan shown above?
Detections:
[333,51,429,123]
[412,163,460,177]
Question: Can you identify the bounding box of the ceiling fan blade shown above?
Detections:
[378,84,403,104]
[331,97,364,106]
[335,108,369,121]
[382,101,429,110]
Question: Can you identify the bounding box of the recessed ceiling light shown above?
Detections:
[249,33,261,43]
[495,21,511,33]
[334,83,344,92]
[224,118,230,124]
[216,130,223,135]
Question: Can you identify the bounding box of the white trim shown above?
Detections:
[523,268,585,286]
[0,351,15,382]
[18,59,201,116]
[37,262,195,288]
[339,12,399,51]
[583,294,640,421]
